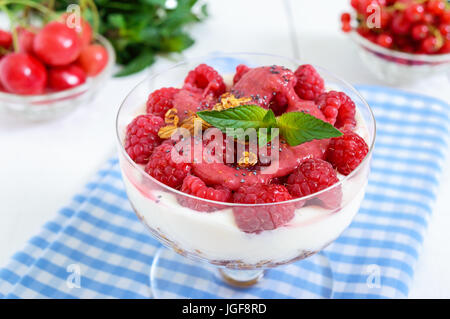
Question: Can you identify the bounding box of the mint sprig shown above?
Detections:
[197,105,342,146]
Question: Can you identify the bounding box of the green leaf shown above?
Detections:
[197,105,269,132]
[161,33,194,52]
[262,109,277,127]
[277,112,343,146]
[114,50,155,77]
[258,127,279,146]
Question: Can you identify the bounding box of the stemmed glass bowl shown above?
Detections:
[115,53,376,298]
[350,31,450,84]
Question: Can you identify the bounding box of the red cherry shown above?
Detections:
[60,13,93,47]
[405,4,425,22]
[48,64,86,91]
[376,34,393,48]
[0,29,12,48]
[427,0,446,16]
[77,44,108,76]
[0,53,47,95]
[391,13,411,35]
[412,24,429,41]
[421,36,440,54]
[33,21,81,66]
[16,26,36,54]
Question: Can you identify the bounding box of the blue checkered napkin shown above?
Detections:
[0,86,448,299]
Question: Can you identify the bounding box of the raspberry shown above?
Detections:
[287,158,341,208]
[293,64,325,101]
[287,159,338,197]
[146,87,180,117]
[316,91,356,131]
[125,114,164,164]
[178,175,232,212]
[145,142,192,188]
[232,184,294,233]
[183,64,226,97]
[326,132,369,176]
[233,64,250,84]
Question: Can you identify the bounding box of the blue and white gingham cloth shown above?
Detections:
[0,86,448,299]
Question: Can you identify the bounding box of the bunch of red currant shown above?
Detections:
[341,0,450,54]
[0,7,108,95]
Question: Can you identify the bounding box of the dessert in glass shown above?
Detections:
[115,53,375,298]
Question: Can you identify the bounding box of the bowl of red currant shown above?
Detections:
[0,7,114,121]
[342,0,450,84]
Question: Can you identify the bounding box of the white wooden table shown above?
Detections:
[0,0,449,298]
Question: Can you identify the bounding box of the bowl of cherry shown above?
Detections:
[0,12,114,120]
[342,0,450,84]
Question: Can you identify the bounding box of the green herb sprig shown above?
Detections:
[197,105,343,146]
[51,0,208,76]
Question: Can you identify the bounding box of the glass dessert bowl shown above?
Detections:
[350,31,450,84]
[116,53,376,298]
[0,34,115,121]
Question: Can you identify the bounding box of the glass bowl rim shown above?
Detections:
[0,33,116,103]
[115,52,376,207]
[349,30,450,63]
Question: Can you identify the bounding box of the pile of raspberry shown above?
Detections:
[124,63,369,234]
[341,0,450,54]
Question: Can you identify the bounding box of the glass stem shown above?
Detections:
[219,268,264,288]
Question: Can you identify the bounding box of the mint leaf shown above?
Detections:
[197,105,269,131]
[258,127,280,146]
[197,105,342,147]
[262,109,277,127]
[277,112,342,146]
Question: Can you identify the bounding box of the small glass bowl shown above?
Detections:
[0,34,115,121]
[115,53,376,296]
[350,31,450,84]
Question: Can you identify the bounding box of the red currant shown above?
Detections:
[405,4,425,22]
[341,12,351,23]
[376,34,393,48]
[421,36,440,53]
[412,24,429,41]
[0,53,47,95]
[440,24,450,40]
[351,0,361,10]
[442,10,450,24]
[391,13,411,35]
[33,22,81,66]
[427,0,446,16]
[438,40,450,53]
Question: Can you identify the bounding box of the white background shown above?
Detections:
[0,0,449,298]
